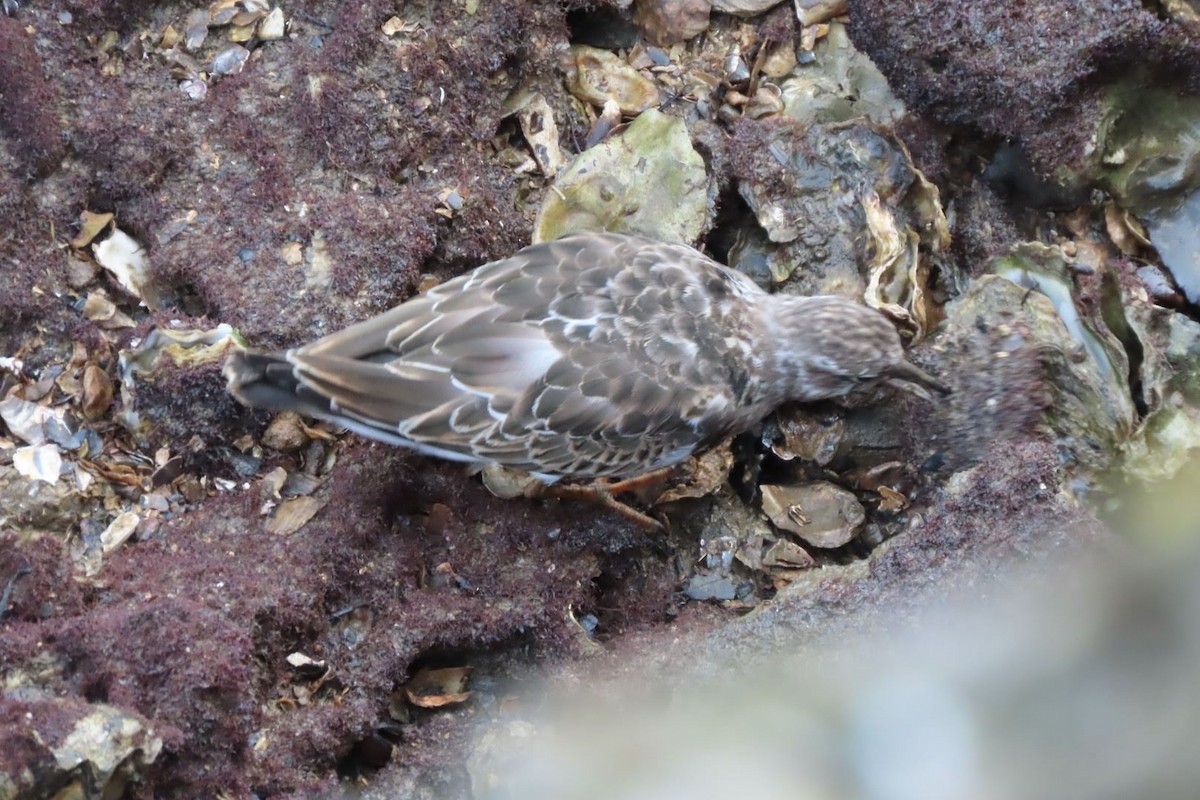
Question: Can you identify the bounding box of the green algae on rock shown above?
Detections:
[929,234,1200,497]
[946,269,1134,476]
[0,690,162,800]
[565,44,661,116]
[533,109,711,244]
[1096,87,1200,306]
[119,324,243,387]
[117,324,247,448]
[780,21,904,129]
[847,0,1200,186]
[1119,314,1200,486]
[992,244,1131,390]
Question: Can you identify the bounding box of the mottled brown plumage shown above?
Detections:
[225,232,946,480]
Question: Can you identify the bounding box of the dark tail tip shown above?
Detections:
[224,349,304,412]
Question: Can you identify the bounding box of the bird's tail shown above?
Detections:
[224,349,331,418]
[225,349,426,448]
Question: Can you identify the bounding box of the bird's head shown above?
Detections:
[773,296,950,402]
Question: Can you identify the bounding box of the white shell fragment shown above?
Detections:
[516,93,564,176]
[180,78,207,101]
[94,228,157,308]
[286,651,326,671]
[53,707,163,790]
[211,45,250,75]
[793,0,848,26]
[266,496,326,535]
[183,8,209,51]
[0,394,53,445]
[100,511,141,554]
[304,232,333,290]
[13,444,63,485]
[259,7,285,40]
[481,464,538,499]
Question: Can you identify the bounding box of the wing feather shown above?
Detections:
[272,232,765,477]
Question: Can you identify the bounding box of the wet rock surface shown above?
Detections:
[1,0,1198,796]
[849,0,1200,181]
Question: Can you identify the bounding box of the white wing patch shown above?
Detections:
[494,334,562,389]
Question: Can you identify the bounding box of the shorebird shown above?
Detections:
[226,232,947,526]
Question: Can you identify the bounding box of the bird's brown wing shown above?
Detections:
[285,232,756,477]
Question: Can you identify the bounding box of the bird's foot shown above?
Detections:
[538,468,677,532]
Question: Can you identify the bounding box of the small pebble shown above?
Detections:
[646,46,670,66]
[211,45,250,75]
[184,8,209,51]
[262,411,309,452]
[81,364,113,420]
[181,79,208,101]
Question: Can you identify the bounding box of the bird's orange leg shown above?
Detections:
[601,467,679,497]
[539,468,678,531]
